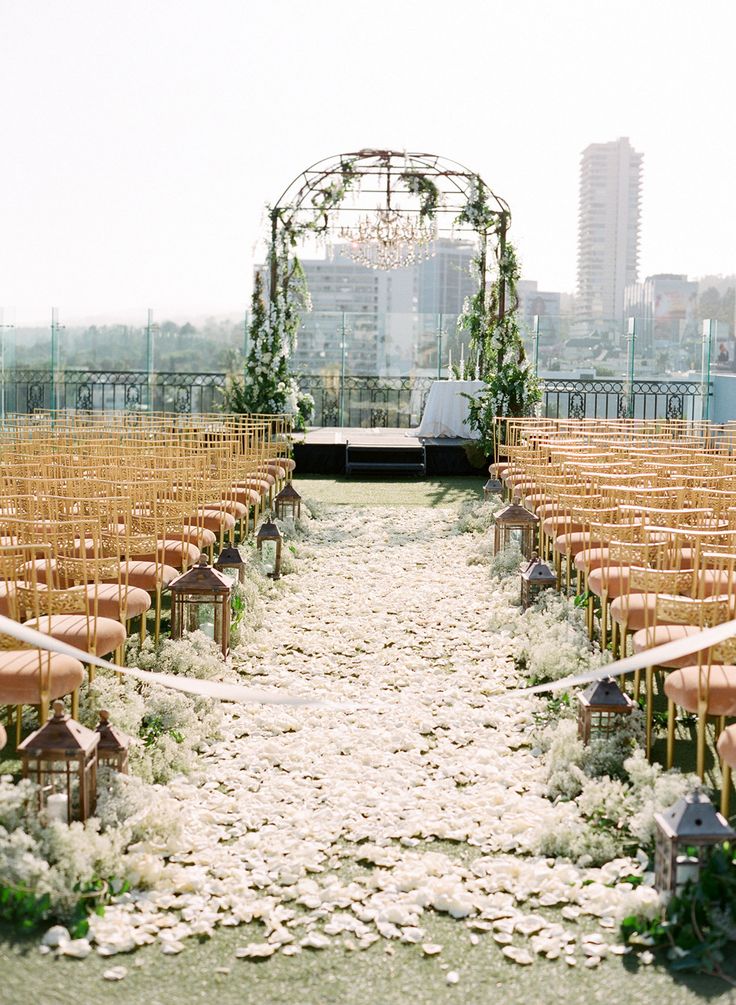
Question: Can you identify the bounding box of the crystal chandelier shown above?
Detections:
[339,207,436,270]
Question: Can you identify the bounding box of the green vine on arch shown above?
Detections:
[400,171,440,220]
[462,239,541,453]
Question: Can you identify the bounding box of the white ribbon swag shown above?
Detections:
[0,614,321,707]
[502,617,736,698]
[3,612,736,709]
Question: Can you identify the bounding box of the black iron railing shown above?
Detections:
[541,378,705,422]
[0,370,707,426]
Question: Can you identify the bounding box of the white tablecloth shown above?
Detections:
[408,380,485,438]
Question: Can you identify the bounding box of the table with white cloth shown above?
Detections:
[408,380,485,438]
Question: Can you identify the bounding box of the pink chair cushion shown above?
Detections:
[575,547,610,574]
[231,487,261,507]
[81,583,152,621]
[22,614,126,658]
[587,566,630,599]
[204,500,248,520]
[114,561,178,591]
[632,624,714,669]
[192,510,236,535]
[554,532,601,557]
[0,650,85,705]
[542,517,583,538]
[178,525,217,549]
[609,592,663,630]
[133,540,201,569]
[664,665,736,716]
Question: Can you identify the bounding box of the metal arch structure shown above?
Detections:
[267,148,511,318]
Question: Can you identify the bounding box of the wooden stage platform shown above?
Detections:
[292,427,484,477]
[298,427,467,448]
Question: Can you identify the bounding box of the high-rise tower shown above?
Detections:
[576,137,643,322]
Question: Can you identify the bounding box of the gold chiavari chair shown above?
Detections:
[0,545,86,733]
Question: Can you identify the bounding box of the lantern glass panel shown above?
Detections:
[674,850,701,890]
[218,567,240,587]
[261,540,278,577]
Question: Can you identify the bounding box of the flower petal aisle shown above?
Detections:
[85,504,660,965]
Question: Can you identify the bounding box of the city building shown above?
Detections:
[576,137,643,324]
[261,239,477,376]
[624,274,698,352]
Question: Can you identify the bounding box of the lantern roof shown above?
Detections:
[655,789,736,841]
[214,545,246,568]
[579,677,634,709]
[275,482,301,502]
[18,701,99,757]
[257,518,283,542]
[521,554,556,583]
[168,556,232,594]
[95,710,131,754]
[494,502,539,526]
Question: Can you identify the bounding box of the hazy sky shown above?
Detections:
[1,0,734,324]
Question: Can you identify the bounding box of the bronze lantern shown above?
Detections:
[214,545,247,585]
[493,501,539,559]
[484,464,503,499]
[520,554,557,609]
[257,517,283,580]
[168,556,232,657]
[577,677,635,745]
[18,701,99,823]
[654,789,735,896]
[95,710,131,775]
[274,482,302,521]
[484,478,502,500]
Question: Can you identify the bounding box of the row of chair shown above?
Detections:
[0,410,295,742]
[494,417,736,814]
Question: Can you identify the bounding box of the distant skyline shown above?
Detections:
[1,0,734,324]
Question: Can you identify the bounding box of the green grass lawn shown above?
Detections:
[2,910,732,1005]
[295,475,484,508]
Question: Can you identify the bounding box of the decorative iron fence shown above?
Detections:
[0,370,707,426]
[2,370,227,415]
[541,378,705,422]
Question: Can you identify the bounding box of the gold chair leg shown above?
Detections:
[154,585,162,644]
[611,620,619,660]
[696,698,707,780]
[666,698,676,769]
[633,667,641,703]
[71,687,79,719]
[140,611,147,644]
[645,666,654,759]
[721,760,732,819]
[565,552,572,594]
[587,596,594,639]
[15,705,22,746]
[600,594,609,650]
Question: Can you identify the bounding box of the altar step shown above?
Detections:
[345,439,427,476]
[292,427,487,476]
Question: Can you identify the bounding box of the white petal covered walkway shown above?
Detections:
[90,507,657,961]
